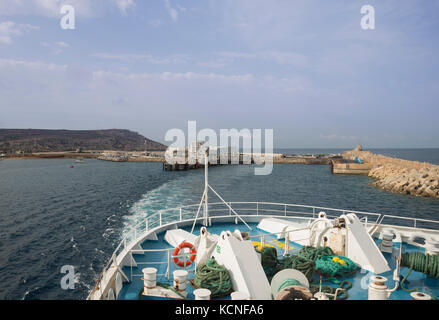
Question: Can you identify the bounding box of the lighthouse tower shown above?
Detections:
[354,139,363,151]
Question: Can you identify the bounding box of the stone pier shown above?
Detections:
[343,149,439,199]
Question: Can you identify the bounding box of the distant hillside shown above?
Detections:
[0,129,167,154]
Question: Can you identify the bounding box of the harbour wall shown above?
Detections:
[343,150,439,199]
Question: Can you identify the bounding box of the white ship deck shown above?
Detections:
[88,201,439,301]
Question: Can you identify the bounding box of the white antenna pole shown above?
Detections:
[204,150,209,226]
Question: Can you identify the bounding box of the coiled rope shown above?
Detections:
[281,246,336,282]
[309,280,352,300]
[314,255,357,283]
[401,252,439,293]
[257,246,281,282]
[137,282,187,300]
[258,245,355,299]
[277,279,301,293]
[193,257,232,297]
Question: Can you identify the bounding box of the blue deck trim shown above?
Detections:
[117,222,439,300]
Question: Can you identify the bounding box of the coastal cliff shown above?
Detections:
[343,149,439,199]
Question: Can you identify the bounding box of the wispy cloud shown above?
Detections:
[41,41,70,55]
[0,21,39,45]
[217,51,308,67]
[0,0,136,17]
[92,52,189,64]
[113,0,136,16]
[148,19,163,28]
[164,0,179,21]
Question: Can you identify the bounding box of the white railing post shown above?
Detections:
[166,250,170,280]
[145,218,149,231]
[414,219,417,229]
[284,204,287,216]
[313,207,315,218]
[123,238,127,249]
[284,232,290,256]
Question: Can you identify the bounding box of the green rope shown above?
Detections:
[310,280,352,300]
[157,282,187,299]
[401,252,439,293]
[137,283,187,300]
[193,258,232,297]
[256,246,281,281]
[314,255,357,284]
[277,279,301,293]
[281,246,335,282]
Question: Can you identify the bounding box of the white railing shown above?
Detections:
[89,201,439,298]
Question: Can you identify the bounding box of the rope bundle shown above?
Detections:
[401,252,439,293]
[281,246,335,282]
[258,246,281,281]
[314,255,357,283]
[277,279,301,293]
[309,281,352,300]
[257,245,355,299]
[401,252,439,279]
[193,258,232,297]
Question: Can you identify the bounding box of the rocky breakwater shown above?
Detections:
[343,150,439,199]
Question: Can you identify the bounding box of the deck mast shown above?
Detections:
[204,149,209,226]
[190,146,252,233]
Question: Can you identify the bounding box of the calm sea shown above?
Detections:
[0,148,438,299]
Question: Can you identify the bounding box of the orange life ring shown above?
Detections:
[172,242,197,268]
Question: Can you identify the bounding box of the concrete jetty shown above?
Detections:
[343,147,439,199]
[330,159,372,174]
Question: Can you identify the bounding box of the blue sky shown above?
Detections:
[0,0,438,148]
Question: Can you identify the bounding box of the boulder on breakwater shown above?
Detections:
[342,150,439,199]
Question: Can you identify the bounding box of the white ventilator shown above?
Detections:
[213,230,271,300]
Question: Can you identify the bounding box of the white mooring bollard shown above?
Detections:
[368,275,395,300]
[142,267,157,289]
[410,292,432,300]
[231,291,250,300]
[194,288,211,300]
[173,270,188,292]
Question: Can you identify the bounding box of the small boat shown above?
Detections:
[88,152,439,301]
[75,159,85,163]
